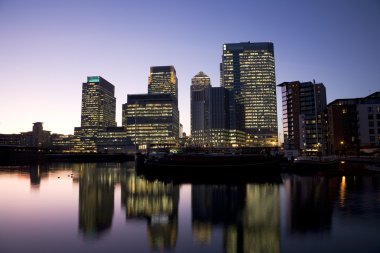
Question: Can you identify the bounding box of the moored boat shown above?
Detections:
[135,152,283,184]
[291,155,339,173]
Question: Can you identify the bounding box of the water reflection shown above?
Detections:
[77,163,120,238]
[0,164,49,189]
[1,163,380,253]
[29,165,43,187]
[121,169,179,251]
[339,176,346,208]
[337,175,380,217]
[282,175,336,235]
[192,184,280,253]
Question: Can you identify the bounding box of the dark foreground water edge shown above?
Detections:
[0,162,379,253]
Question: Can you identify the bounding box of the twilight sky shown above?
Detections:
[1,0,379,138]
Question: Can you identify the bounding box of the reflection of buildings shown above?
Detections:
[241,184,280,253]
[337,174,380,216]
[283,175,336,235]
[78,163,119,238]
[191,184,280,253]
[29,164,46,187]
[121,170,179,251]
[14,164,49,189]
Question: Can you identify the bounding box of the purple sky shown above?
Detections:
[1,0,379,138]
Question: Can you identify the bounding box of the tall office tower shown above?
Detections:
[191,72,211,146]
[80,76,116,130]
[74,76,116,152]
[209,87,236,147]
[122,94,179,149]
[278,81,326,152]
[148,66,178,104]
[221,42,278,146]
[191,71,235,147]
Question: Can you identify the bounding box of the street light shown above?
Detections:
[340,140,344,156]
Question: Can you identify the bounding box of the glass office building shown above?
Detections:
[80,76,116,129]
[221,42,278,146]
[74,76,117,152]
[122,94,179,150]
[191,72,211,146]
[77,76,116,137]
[148,66,178,104]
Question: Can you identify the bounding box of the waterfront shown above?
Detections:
[0,162,380,253]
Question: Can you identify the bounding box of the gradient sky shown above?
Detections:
[1,0,379,139]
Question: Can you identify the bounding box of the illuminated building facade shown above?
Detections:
[208,87,231,147]
[76,76,116,135]
[96,127,133,153]
[51,134,78,152]
[191,71,245,147]
[221,42,278,146]
[191,72,211,145]
[81,76,116,129]
[148,66,178,104]
[122,94,179,150]
[278,81,326,152]
[74,76,117,152]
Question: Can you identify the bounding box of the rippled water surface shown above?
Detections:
[0,162,379,253]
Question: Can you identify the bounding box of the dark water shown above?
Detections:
[0,162,379,253]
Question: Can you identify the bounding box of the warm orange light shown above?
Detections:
[339,176,346,208]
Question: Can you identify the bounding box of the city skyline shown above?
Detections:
[1,1,379,137]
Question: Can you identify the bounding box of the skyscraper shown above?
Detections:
[74,76,116,152]
[191,72,211,145]
[221,42,278,146]
[80,76,116,130]
[278,81,326,152]
[148,66,178,104]
[191,71,245,147]
[121,66,180,150]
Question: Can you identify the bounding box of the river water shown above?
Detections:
[0,162,379,253]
